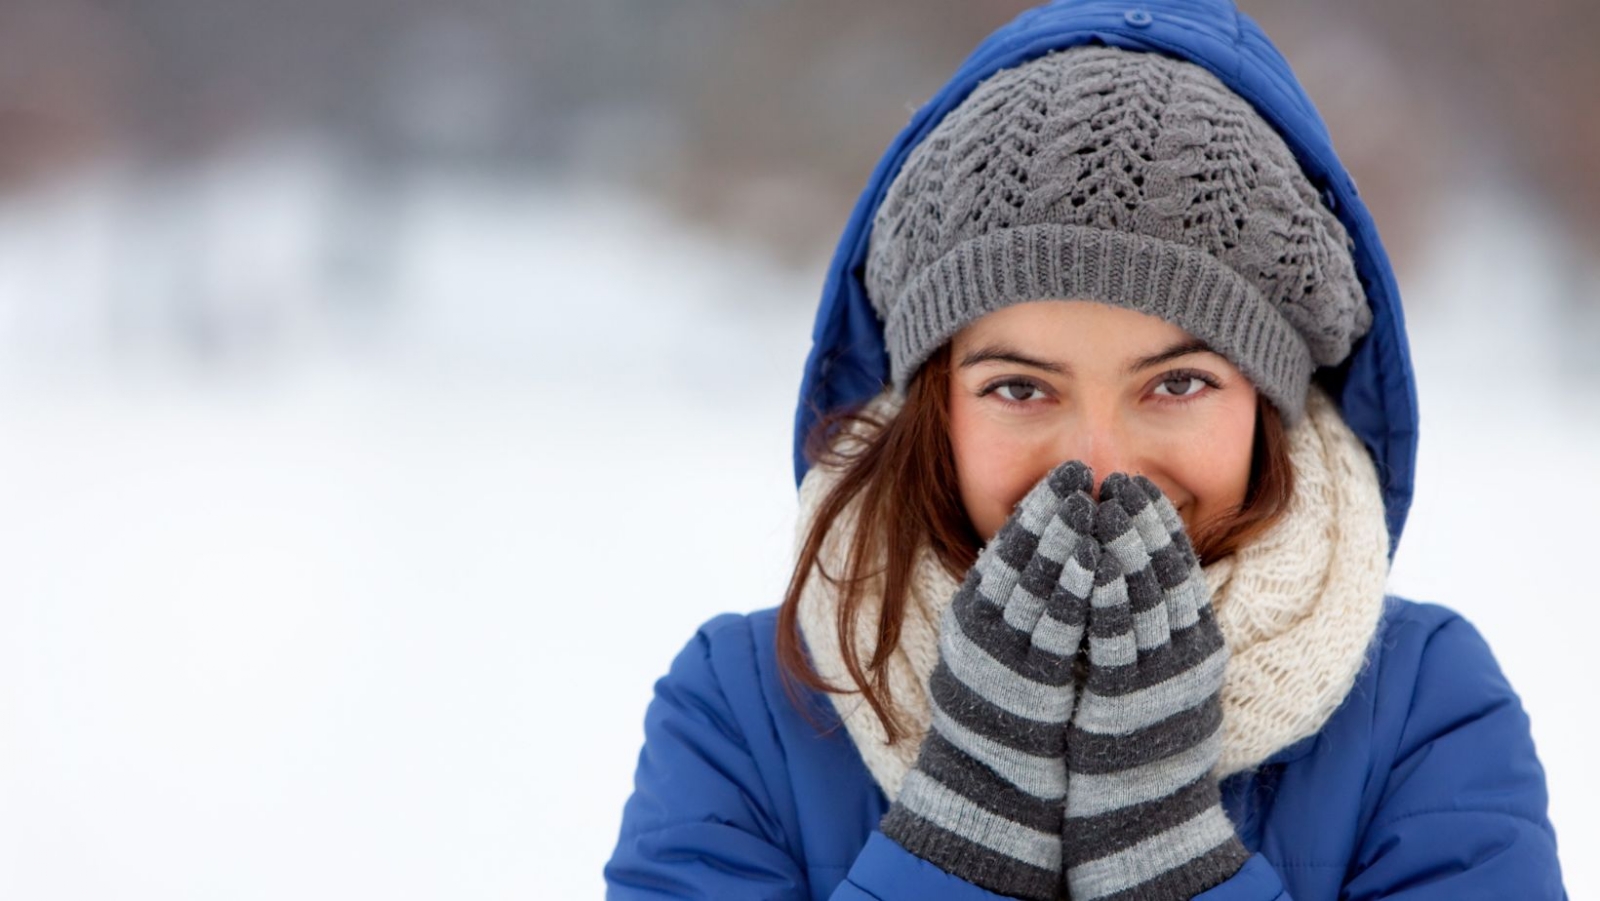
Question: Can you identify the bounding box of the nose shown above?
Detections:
[1058,408,1134,497]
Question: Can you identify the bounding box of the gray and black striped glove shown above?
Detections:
[1063,473,1250,901]
[880,460,1100,901]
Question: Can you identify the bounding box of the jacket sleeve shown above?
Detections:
[1185,609,1564,901]
[1339,611,1567,899]
[1124,606,1566,901]
[604,615,1022,901]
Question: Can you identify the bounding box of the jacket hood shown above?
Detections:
[791,0,1418,558]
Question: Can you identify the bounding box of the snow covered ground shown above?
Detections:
[0,151,1593,898]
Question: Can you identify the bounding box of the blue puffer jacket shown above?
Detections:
[607,1,1566,897]
[607,601,1560,900]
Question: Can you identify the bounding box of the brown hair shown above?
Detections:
[775,342,1296,744]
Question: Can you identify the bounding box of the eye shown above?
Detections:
[1149,369,1221,402]
[996,381,1044,402]
[978,378,1048,407]
[1153,376,1206,397]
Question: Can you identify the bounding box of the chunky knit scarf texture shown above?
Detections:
[795,386,1391,799]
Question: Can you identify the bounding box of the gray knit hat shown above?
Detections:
[865,45,1371,423]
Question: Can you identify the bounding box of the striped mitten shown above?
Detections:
[1063,474,1249,901]
[880,460,1100,901]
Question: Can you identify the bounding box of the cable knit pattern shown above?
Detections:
[864,46,1371,422]
[794,386,1390,799]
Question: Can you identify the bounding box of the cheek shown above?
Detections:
[1197,438,1254,507]
[948,398,1047,543]
[1173,399,1258,523]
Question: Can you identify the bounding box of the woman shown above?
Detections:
[606,1,1566,898]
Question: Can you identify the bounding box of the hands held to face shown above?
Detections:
[881,461,1249,901]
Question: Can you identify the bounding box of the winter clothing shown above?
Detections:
[1064,474,1247,900]
[791,0,1420,554]
[864,46,1369,423]
[606,600,1562,900]
[795,387,1390,794]
[880,461,1098,901]
[605,382,1565,897]
[781,383,1395,898]
[608,0,1565,898]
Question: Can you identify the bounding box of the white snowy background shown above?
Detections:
[0,144,1593,898]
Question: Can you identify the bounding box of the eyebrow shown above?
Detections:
[957,338,1215,376]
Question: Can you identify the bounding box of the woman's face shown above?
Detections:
[947,300,1259,544]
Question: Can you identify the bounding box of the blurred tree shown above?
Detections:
[0,0,1594,282]
[0,0,142,190]
[654,0,1598,275]
[1336,0,1600,278]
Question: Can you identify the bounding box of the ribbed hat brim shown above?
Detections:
[884,224,1314,422]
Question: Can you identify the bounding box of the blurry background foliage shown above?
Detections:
[2,0,1598,321]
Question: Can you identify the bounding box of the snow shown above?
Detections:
[0,148,1592,897]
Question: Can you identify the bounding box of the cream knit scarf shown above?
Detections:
[795,386,1391,799]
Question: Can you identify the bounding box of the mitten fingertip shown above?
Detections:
[1049,459,1095,497]
[1098,471,1131,505]
[1093,495,1134,545]
[1110,474,1151,517]
[1134,475,1188,535]
[1132,473,1165,504]
[1064,491,1095,535]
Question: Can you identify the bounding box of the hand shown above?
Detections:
[880,459,1099,901]
[1062,473,1249,900]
